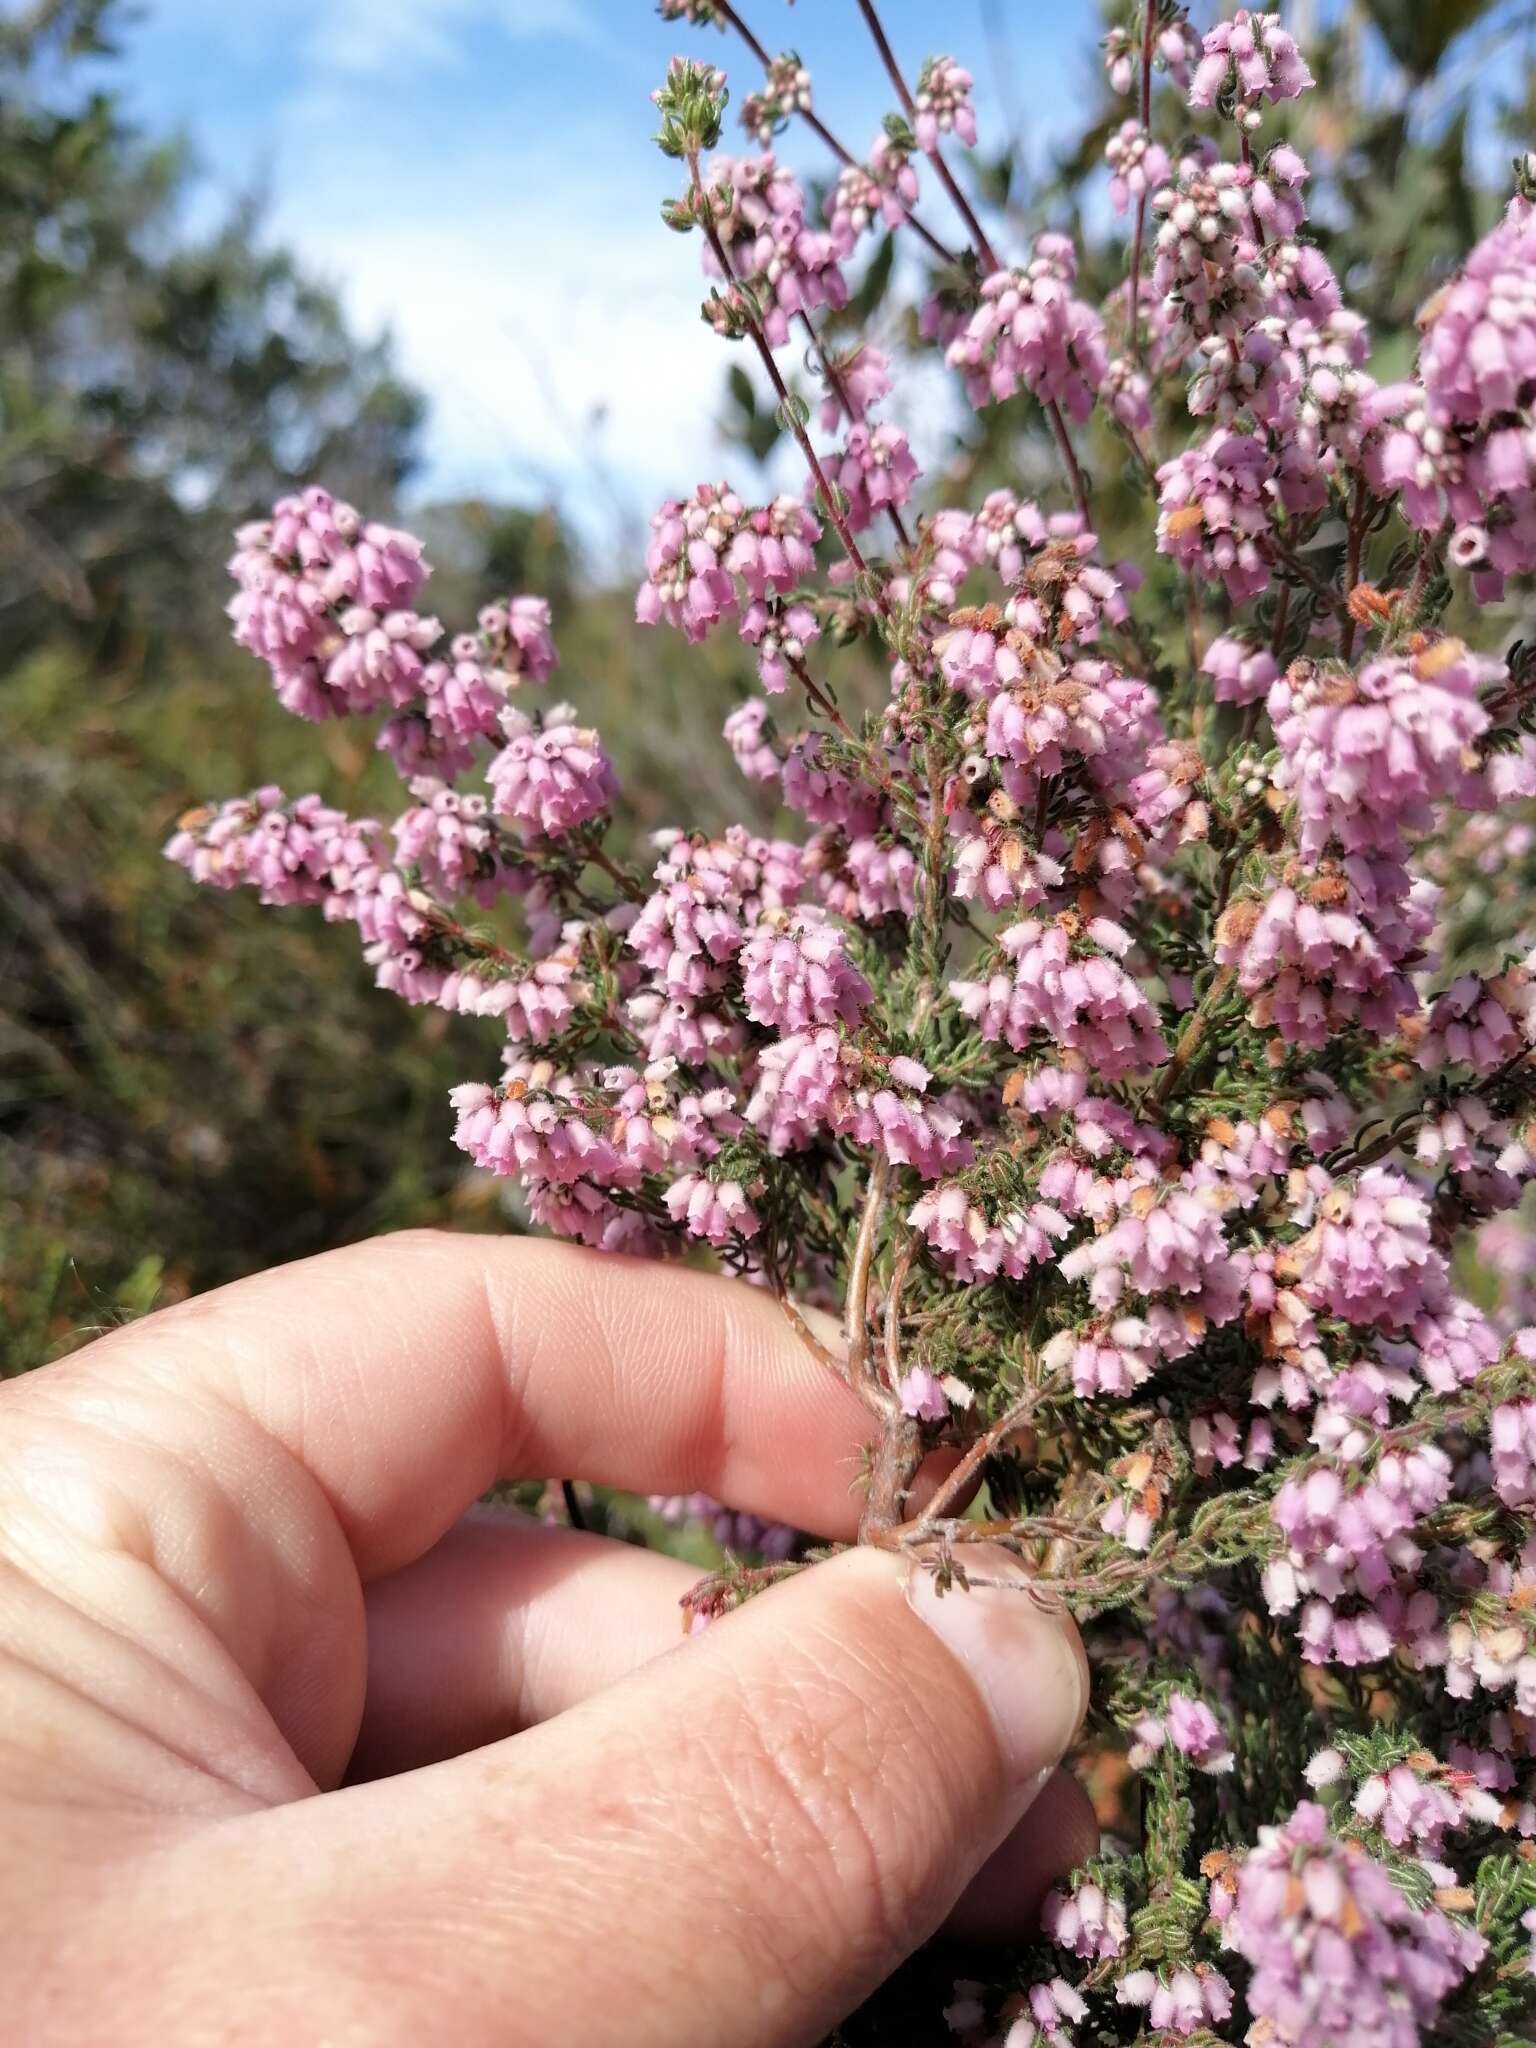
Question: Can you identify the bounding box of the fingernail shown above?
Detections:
[905,1545,1086,1791]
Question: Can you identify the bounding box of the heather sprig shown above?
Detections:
[167,4,1536,2041]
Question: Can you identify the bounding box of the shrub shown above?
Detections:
[168,6,1536,2042]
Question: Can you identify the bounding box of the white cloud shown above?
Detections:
[307,0,597,77]
[264,132,734,560]
[159,0,1020,564]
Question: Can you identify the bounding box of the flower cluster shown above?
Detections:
[1224,1801,1484,2046]
[635,484,822,690]
[946,235,1109,420]
[170,7,1536,2043]
[697,151,848,345]
[1189,10,1313,124]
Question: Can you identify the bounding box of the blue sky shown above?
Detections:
[104,1,1094,553]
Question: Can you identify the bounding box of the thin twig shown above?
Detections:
[1127,0,1157,364]
[784,653,891,787]
[1265,536,1349,617]
[910,1379,1059,1532]
[1332,1050,1536,1175]
[853,0,1001,272]
[1046,400,1094,535]
[1150,964,1237,1109]
[714,0,960,266]
[882,1229,918,1397]
[1268,576,1293,659]
[1119,420,1158,486]
[773,1288,851,1388]
[1401,520,1450,628]
[687,153,875,585]
[1339,477,1367,663]
[583,842,647,904]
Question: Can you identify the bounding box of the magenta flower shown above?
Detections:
[487,711,618,838]
[723,699,781,782]
[1296,1169,1445,1332]
[912,55,976,153]
[740,906,871,1032]
[1202,632,1279,705]
[1156,429,1274,604]
[1105,119,1170,216]
[1189,10,1314,115]
[951,914,1169,1078]
[897,1366,949,1422]
[1269,641,1492,861]
[1227,1802,1483,2048]
[1042,1881,1128,1961]
[663,1170,760,1245]
[946,238,1108,421]
[820,421,919,532]
[1421,200,1536,428]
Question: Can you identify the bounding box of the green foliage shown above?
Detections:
[1,0,442,1364]
[1,0,421,677]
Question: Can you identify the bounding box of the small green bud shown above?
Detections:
[651,54,728,160]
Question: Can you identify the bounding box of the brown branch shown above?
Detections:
[1120,420,1158,486]
[882,1229,918,1397]
[908,1379,1059,1533]
[583,841,647,904]
[1046,400,1094,536]
[1264,536,1349,618]
[1268,575,1293,659]
[1333,1049,1536,1174]
[1149,964,1237,1109]
[861,1411,924,1538]
[773,1288,850,1388]
[1339,478,1368,663]
[1401,520,1450,628]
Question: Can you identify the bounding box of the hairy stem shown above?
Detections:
[773,1287,851,1389]
[1150,963,1237,1108]
[882,1229,917,1397]
[861,1410,924,1538]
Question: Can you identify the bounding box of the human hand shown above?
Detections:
[1,1232,1090,2046]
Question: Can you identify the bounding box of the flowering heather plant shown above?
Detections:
[166,4,1536,2042]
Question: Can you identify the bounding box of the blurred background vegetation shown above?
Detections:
[4,0,1533,1374]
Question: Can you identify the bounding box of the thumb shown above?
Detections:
[304,1543,1087,2047]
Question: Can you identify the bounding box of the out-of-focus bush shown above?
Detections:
[0,2,790,1367]
[7,0,1534,1372]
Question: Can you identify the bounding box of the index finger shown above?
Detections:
[13,1230,871,1580]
